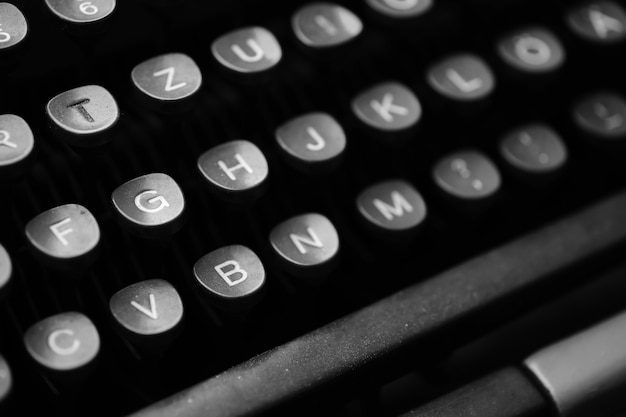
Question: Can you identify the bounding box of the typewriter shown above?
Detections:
[1,0,626,416]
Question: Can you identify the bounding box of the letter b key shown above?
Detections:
[193,245,266,312]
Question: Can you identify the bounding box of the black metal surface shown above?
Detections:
[1,0,626,416]
[131,190,626,416]
[401,367,549,417]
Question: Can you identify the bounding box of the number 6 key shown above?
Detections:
[45,0,116,33]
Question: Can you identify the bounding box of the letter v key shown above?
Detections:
[131,294,158,320]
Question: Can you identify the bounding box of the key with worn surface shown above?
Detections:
[111,173,186,238]
[46,85,119,147]
[25,204,100,270]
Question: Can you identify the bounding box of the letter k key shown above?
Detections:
[352,82,422,132]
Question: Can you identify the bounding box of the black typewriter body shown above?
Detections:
[2,1,626,416]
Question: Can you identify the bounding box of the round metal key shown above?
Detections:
[110,279,184,337]
[292,3,363,48]
[498,27,565,73]
[433,150,501,200]
[212,27,282,75]
[427,54,496,101]
[0,114,34,177]
[193,245,265,310]
[357,180,427,232]
[46,85,119,147]
[25,204,100,269]
[269,213,340,276]
[0,3,28,52]
[45,0,116,24]
[24,312,100,372]
[500,124,568,174]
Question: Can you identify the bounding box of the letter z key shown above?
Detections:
[132,53,202,113]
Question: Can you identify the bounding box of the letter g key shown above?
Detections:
[112,173,186,238]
